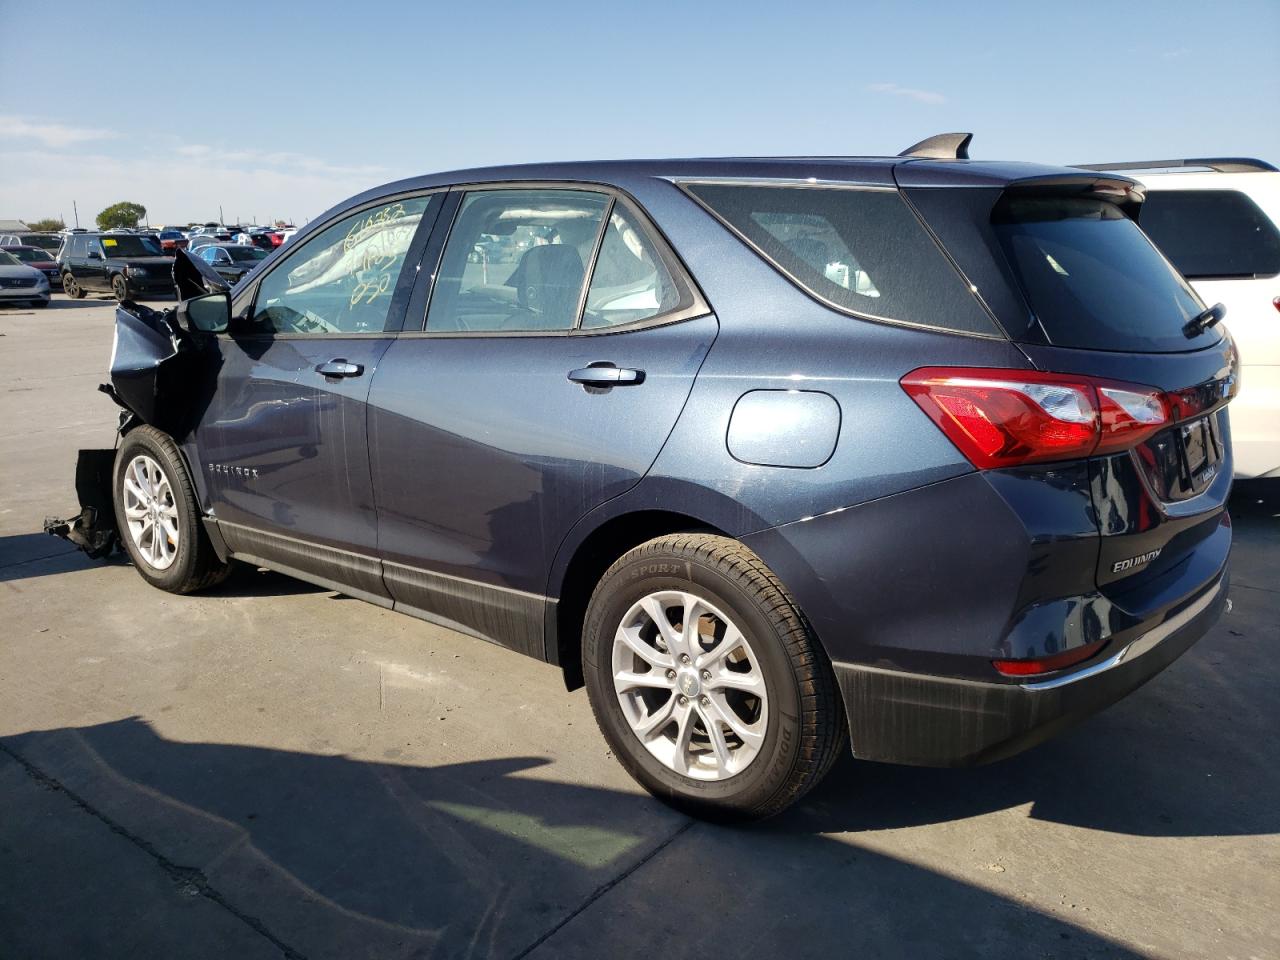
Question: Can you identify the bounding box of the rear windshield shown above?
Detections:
[683,183,999,336]
[23,235,61,251]
[228,246,266,262]
[1137,189,1280,279]
[993,197,1216,353]
[7,247,47,263]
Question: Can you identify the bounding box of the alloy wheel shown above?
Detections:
[611,590,769,781]
[121,454,179,570]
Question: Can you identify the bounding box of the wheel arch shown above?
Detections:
[549,508,730,690]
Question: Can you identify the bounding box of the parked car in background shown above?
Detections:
[1078,158,1280,479]
[0,232,62,253]
[247,227,281,251]
[0,249,50,307]
[158,229,189,253]
[1,244,61,286]
[57,232,173,301]
[75,134,1235,820]
[196,243,268,284]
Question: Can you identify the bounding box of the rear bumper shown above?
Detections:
[834,568,1229,767]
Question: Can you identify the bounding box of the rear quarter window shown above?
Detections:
[682,183,1000,336]
[1137,189,1280,279]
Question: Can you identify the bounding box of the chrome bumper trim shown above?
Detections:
[1024,577,1226,691]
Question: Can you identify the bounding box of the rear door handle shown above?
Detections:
[316,359,364,378]
[567,364,645,387]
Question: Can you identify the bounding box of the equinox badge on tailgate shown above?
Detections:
[1113,548,1163,573]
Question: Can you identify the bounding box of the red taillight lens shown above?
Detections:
[1273,296,1279,313]
[901,367,1171,469]
[992,639,1107,677]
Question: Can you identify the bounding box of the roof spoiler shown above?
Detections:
[898,132,972,160]
[1074,158,1277,174]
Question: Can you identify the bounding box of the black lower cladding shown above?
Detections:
[835,569,1228,767]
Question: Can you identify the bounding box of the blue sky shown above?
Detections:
[2,0,1277,225]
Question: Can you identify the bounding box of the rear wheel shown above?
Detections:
[62,273,85,299]
[111,274,129,301]
[112,426,232,593]
[583,533,846,821]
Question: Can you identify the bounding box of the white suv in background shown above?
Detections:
[1078,158,1280,479]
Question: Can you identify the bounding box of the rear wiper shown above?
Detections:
[1183,302,1226,339]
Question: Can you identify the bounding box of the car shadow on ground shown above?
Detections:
[0,717,1148,960]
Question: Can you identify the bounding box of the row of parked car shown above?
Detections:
[0,223,300,307]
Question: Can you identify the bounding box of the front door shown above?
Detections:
[368,187,715,655]
[194,194,441,601]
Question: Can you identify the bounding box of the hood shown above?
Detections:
[0,263,44,280]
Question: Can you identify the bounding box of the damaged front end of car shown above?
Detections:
[43,251,232,558]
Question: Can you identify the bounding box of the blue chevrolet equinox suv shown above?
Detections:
[63,133,1235,820]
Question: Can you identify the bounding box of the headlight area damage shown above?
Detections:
[43,251,232,558]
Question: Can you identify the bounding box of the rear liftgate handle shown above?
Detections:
[316,359,364,379]
[567,362,646,388]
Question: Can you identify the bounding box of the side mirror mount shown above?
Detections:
[175,291,230,334]
[87,250,102,260]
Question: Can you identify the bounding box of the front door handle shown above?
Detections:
[567,363,645,387]
[316,359,364,378]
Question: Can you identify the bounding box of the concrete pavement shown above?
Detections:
[1,296,1277,959]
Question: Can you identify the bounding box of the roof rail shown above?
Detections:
[1074,158,1277,174]
[898,132,972,160]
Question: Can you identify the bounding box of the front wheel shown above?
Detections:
[111,274,129,301]
[112,425,232,593]
[583,533,846,821]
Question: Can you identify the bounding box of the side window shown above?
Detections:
[69,236,86,257]
[427,189,608,332]
[249,195,433,335]
[1138,190,1280,279]
[581,204,683,329]
[684,183,995,334]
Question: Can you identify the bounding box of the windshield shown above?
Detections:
[6,247,47,263]
[993,197,1215,353]
[228,247,267,263]
[100,235,163,257]
[0,251,19,267]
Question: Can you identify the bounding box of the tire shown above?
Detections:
[111,274,129,302]
[583,533,846,821]
[112,425,232,594]
[63,273,85,299]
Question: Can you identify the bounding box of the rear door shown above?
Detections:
[193,194,443,601]
[368,185,715,656]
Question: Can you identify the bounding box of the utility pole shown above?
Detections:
[73,201,80,228]
[219,204,225,225]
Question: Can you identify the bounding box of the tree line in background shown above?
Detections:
[96,202,148,231]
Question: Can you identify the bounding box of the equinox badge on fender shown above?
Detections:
[1113,548,1162,573]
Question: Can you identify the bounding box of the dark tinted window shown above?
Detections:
[227,246,266,263]
[1138,190,1280,279]
[684,183,998,335]
[994,197,1214,353]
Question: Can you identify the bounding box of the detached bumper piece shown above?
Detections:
[43,449,119,559]
[835,570,1229,767]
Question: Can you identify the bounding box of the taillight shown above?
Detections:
[1273,296,1280,313]
[901,367,1170,469]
